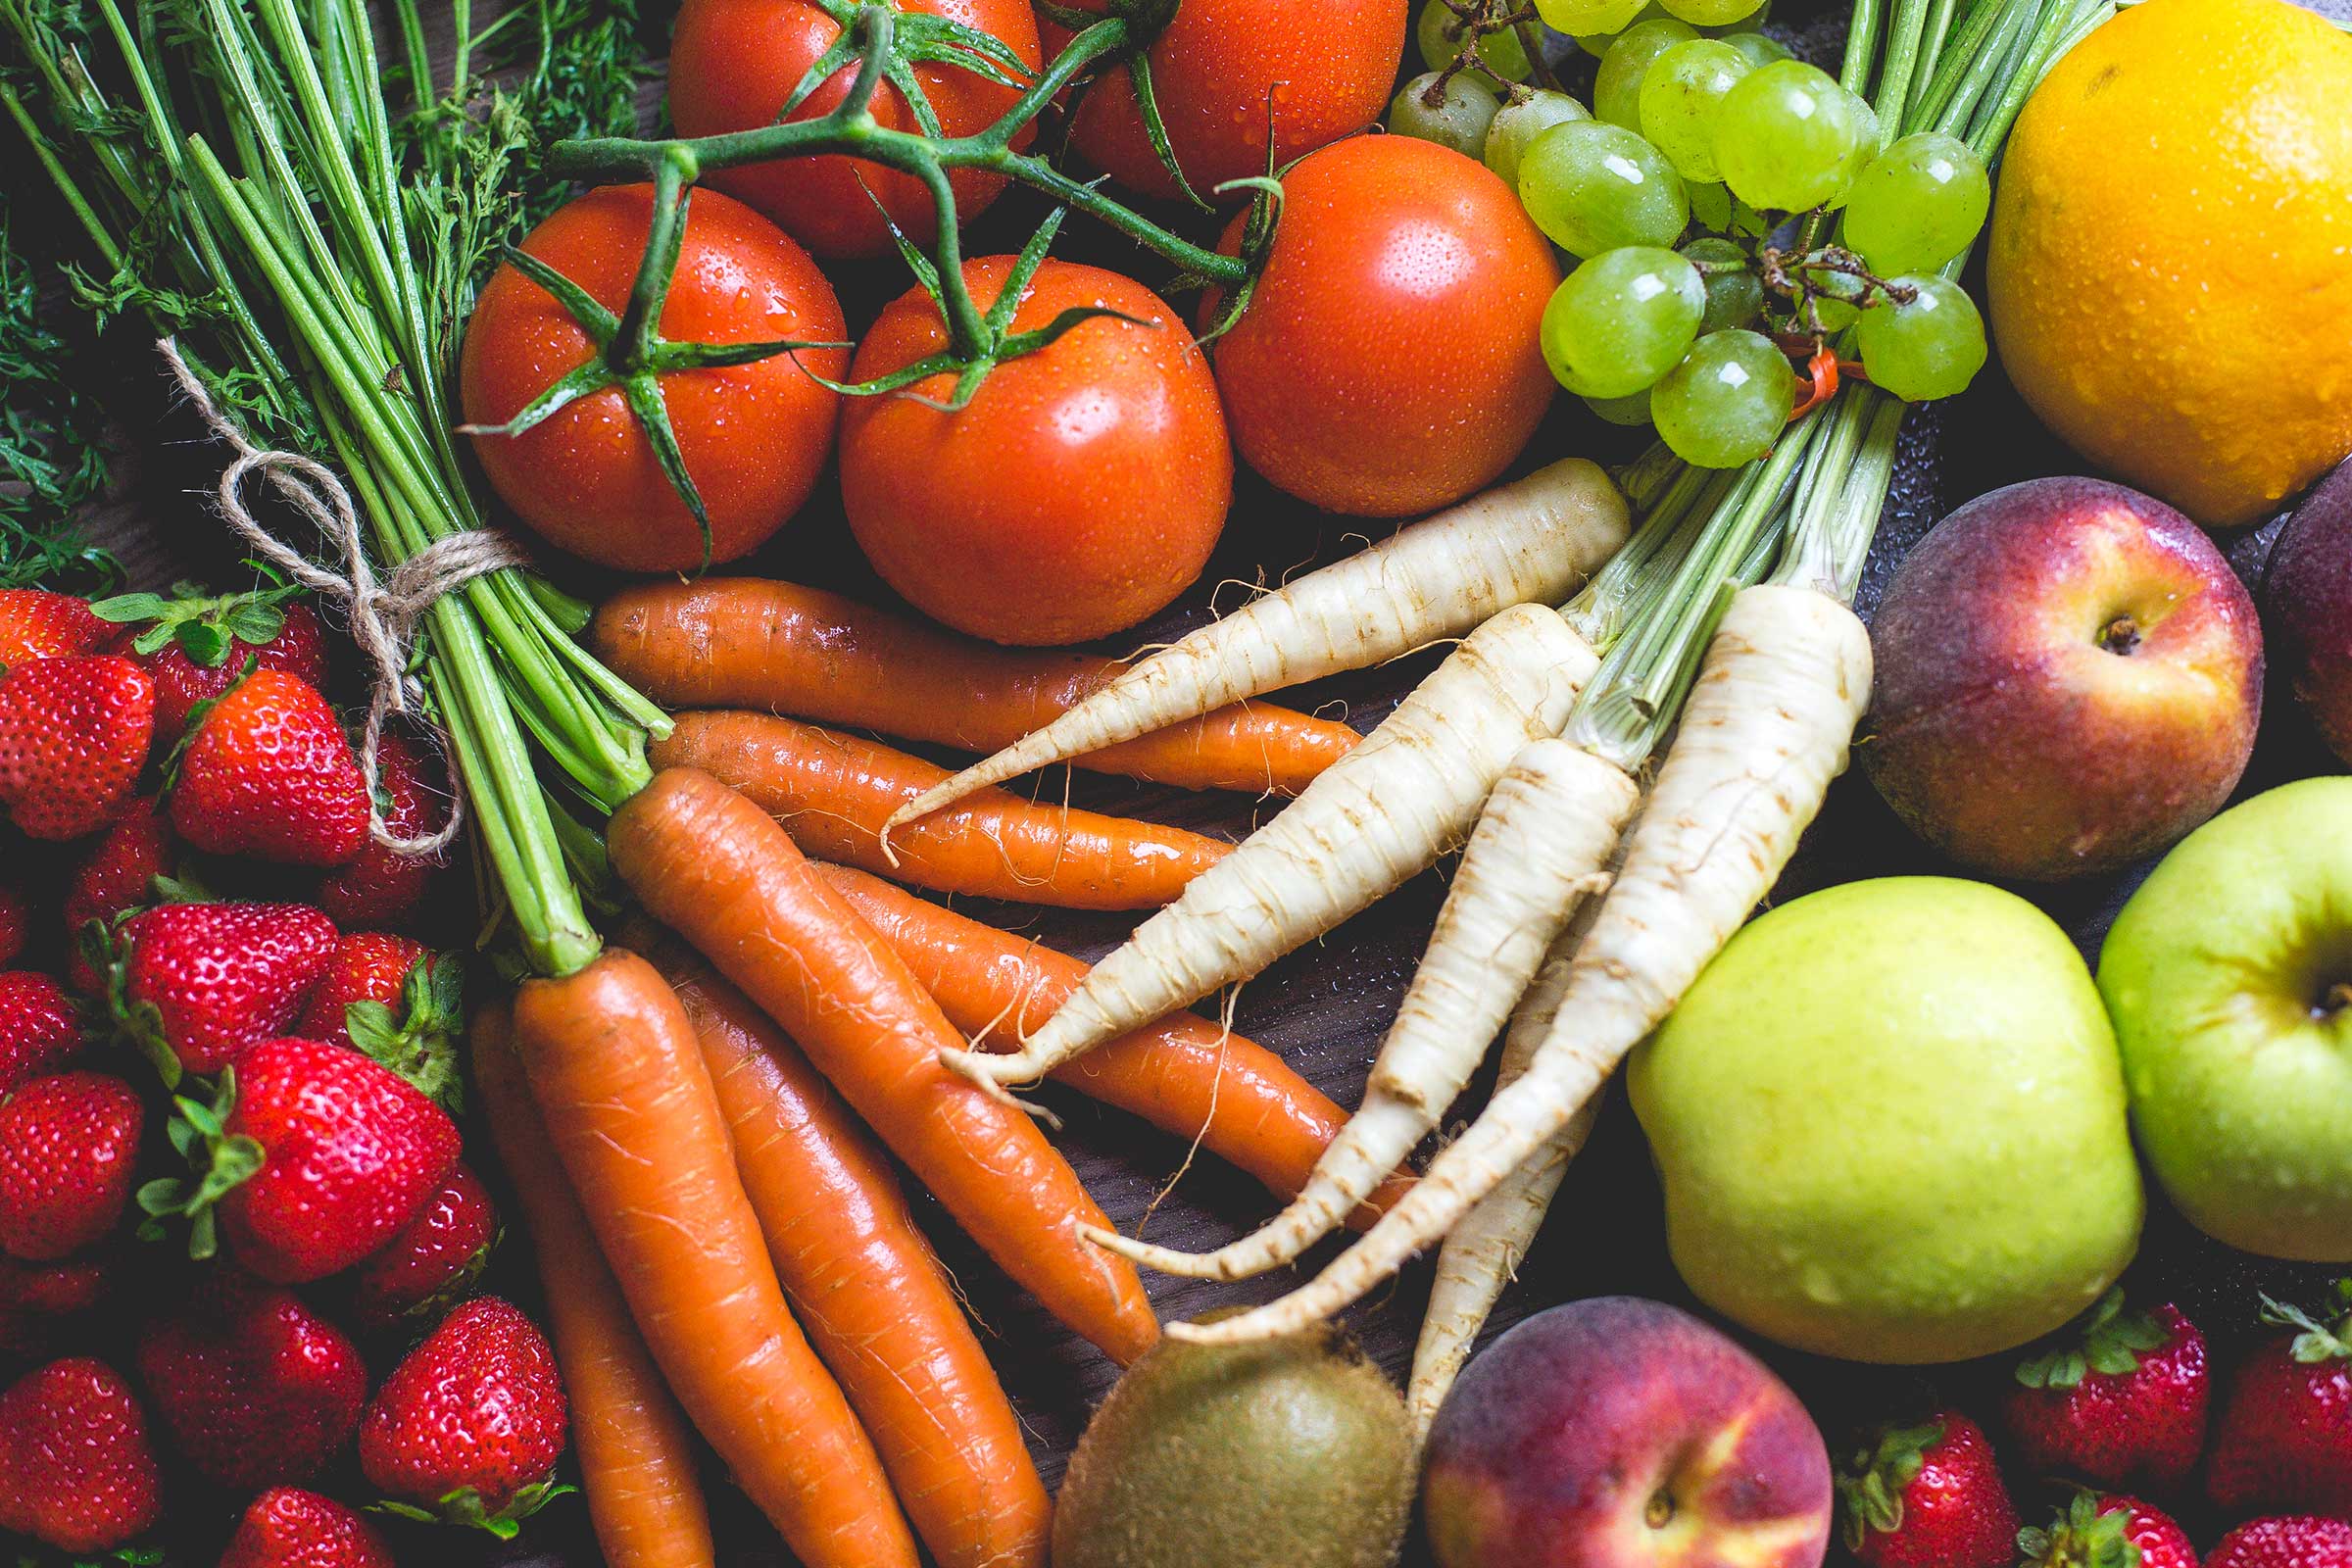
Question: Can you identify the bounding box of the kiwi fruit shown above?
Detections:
[1052,1316,1414,1568]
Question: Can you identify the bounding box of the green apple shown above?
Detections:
[1629,876,2142,1363]
[2097,777,2352,1259]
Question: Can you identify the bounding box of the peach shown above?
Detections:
[1421,1297,1831,1568]
[2267,458,2352,766]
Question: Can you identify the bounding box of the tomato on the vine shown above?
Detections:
[1050,0,1406,201]
[1204,134,1561,516]
[667,0,1042,259]
[840,258,1232,647]
[460,184,849,572]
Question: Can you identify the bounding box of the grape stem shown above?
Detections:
[1420,0,1544,104]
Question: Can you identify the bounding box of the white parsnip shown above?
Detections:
[1168,584,1875,1345]
[940,604,1603,1089]
[887,461,1629,831]
[1091,738,1637,1281]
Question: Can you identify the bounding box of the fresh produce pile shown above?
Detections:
[0,0,2349,1562]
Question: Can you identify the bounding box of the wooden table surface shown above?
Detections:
[51,0,2351,1561]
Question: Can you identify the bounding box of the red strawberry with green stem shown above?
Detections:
[170,667,369,866]
[221,1487,396,1568]
[0,970,83,1090]
[2210,1516,2352,1568]
[348,1160,497,1330]
[2020,1493,2196,1568]
[0,1355,162,1553]
[2006,1290,2209,1490]
[1838,1409,2021,1568]
[314,729,451,928]
[92,583,329,739]
[296,933,462,1107]
[2208,1282,2352,1517]
[360,1296,568,1537]
[137,1036,460,1282]
[135,1266,368,1488]
[0,653,155,840]
[103,900,337,1084]
[0,589,108,671]
[66,798,180,991]
[0,1071,144,1261]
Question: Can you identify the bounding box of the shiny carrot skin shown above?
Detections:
[508,951,918,1568]
[607,768,1161,1365]
[592,578,1357,795]
[816,864,1413,1230]
[649,941,1052,1568]
[651,710,1228,910]
[473,1002,716,1568]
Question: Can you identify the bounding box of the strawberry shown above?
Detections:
[2208,1285,2352,1517]
[0,1252,115,1316]
[0,654,155,840]
[0,877,25,966]
[139,1037,459,1283]
[295,933,462,1107]
[2007,1291,2210,1490]
[106,900,337,1082]
[314,730,452,928]
[0,1071,143,1260]
[0,970,83,1090]
[222,1487,396,1568]
[92,584,330,739]
[349,1161,497,1331]
[135,1266,368,1488]
[0,589,108,671]
[2210,1516,2352,1568]
[171,668,368,866]
[0,1355,162,1553]
[359,1296,568,1537]
[1838,1409,2021,1568]
[2019,1493,2197,1568]
[66,798,179,991]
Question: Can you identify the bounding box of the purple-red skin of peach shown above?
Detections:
[2266,458,2352,766]
[1422,1296,1833,1568]
[1864,475,2263,881]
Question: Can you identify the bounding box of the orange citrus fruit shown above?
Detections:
[1987,0,2352,527]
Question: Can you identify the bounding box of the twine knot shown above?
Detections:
[158,337,530,858]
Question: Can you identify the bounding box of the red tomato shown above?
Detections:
[1204,135,1561,517]
[841,259,1232,647]
[667,0,1042,260]
[1051,0,1406,201]
[460,184,848,572]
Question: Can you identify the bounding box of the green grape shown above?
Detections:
[1841,131,1991,274]
[1540,0,1648,39]
[1710,59,1867,213]
[1657,0,1765,25]
[1681,236,1764,331]
[1594,18,1698,127]
[1651,329,1795,466]
[1718,30,1790,68]
[1540,246,1706,397]
[1389,72,1503,158]
[1687,178,1732,230]
[1825,92,1881,208]
[1638,39,1751,182]
[1574,0,1769,54]
[1586,388,1657,425]
[1417,0,1536,81]
[1801,264,1867,332]
[1485,90,1592,189]
[1518,121,1690,257]
[1856,274,1988,401]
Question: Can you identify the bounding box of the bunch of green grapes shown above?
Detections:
[1386,0,1996,468]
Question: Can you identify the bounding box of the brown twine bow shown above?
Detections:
[157,336,530,858]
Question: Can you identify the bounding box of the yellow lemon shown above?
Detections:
[1987,0,2352,527]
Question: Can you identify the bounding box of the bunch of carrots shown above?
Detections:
[475,573,1418,1568]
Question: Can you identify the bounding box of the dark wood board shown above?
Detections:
[27,0,2352,1560]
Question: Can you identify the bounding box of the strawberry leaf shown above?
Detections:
[2265,1290,2352,1363]
[1834,1419,1941,1549]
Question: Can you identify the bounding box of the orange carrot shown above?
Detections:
[592,578,1358,795]
[651,710,1228,910]
[508,950,918,1568]
[644,937,1052,1568]
[815,864,1415,1230]
[471,1003,716,1568]
[608,767,1160,1365]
